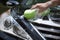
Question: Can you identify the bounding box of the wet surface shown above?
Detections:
[0,10,32,40]
[0,10,10,30]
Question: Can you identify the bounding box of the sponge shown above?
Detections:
[24,8,50,19]
[24,9,36,19]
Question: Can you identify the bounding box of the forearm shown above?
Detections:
[45,0,60,8]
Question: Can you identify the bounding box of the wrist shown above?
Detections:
[45,1,53,8]
[45,0,58,8]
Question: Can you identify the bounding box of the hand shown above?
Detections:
[31,3,48,12]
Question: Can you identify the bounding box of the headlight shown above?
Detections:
[4,16,32,40]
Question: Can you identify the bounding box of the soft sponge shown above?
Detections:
[24,9,36,19]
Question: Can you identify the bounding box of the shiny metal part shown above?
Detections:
[4,16,33,40]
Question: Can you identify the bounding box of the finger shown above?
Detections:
[31,5,39,9]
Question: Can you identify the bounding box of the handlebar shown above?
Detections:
[6,0,19,6]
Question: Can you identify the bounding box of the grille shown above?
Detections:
[32,23,60,40]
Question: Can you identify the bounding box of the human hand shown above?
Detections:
[31,3,49,13]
